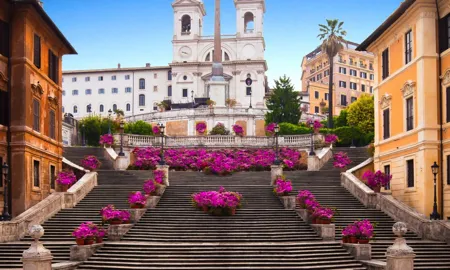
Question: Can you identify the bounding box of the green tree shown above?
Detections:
[125,120,154,135]
[79,115,118,146]
[318,19,347,128]
[334,109,348,128]
[265,75,300,124]
[347,94,374,134]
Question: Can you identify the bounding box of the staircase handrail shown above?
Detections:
[63,157,89,173]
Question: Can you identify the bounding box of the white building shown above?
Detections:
[62,0,269,120]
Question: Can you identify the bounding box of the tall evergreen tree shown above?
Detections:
[265,76,300,124]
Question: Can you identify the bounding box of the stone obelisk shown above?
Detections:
[207,0,228,106]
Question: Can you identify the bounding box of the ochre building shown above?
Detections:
[357,0,450,218]
[0,0,76,217]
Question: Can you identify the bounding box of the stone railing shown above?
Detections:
[118,134,319,148]
[0,172,97,242]
[341,158,450,244]
[307,147,333,171]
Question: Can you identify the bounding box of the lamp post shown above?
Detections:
[191,90,194,108]
[350,123,356,148]
[81,123,86,146]
[108,109,112,134]
[119,120,125,157]
[158,123,166,165]
[249,88,252,109]
[309,127,316,156]
[273,123,281,165]
[1,162,10,221]
[430,162,441,220]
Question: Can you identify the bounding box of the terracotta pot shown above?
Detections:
[312,218,317,224]
[109,219,123,225]
[228,208,236,216]
[96,237,103,244]
[202,205,209,213]
[321,218,331,225]
[131,203,145,209]
[75,238,85,246]
[212,208,223,216]
[85,237,95,245]
[372,186,381,193]
[60,185,69,192]
[342,236,349,243]
[340,167,347,173]
[358,238,370,244]
[350,236,358,244]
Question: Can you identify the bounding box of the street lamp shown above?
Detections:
[430,162,441,220]
[249,88,252,109]
[309,125,316,156]
[119,120,125,157]
[108,109,112,134]
[191,90,195,108]
[158,122,166,165]
[273,123,281,165]
[81,123,86,146]
[1,162,11,221]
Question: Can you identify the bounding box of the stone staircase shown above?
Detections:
[78,173,367,269]
[63,147,114,170]
[286,147,450,269]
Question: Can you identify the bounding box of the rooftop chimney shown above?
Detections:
[146,63,151,67]
[118,63,121,69]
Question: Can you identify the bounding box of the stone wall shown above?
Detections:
[166,120,188,136]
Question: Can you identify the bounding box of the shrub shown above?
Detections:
[124,120,154,135]
[347,95,374,134]
[210,123,230,135]
[79,115,118,146]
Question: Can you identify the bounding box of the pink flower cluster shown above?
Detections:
[99,134,114,145]
[56,171,77,186]
[152,125,161,135]
[312,207,334,219]
[274,177,293,195]
[362,170,392,188]
[325,134,339,144]
[128,191,147,205]
[342,219,375,239]
[333,152,352,169]
[297,189,334,220]
[192,187,242,210]
[265,123,276,136]
[232,124,244,136]
[100,205,130,223]
[72,222,106,239]
[196,122,207,134]
[153,170,165,184]
[307,119,323,131]
[297,190,315,208]
[81,155,101,171]
[131,148,304,173]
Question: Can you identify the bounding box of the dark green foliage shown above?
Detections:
[334,109,348,128]
[265,76,301,124]
[210,124,230,135]
[79,115,118,146]
[125,120,154,135]
[279,123,311,135]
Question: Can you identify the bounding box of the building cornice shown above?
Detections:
[170,60,268,71]
[63,66,172,75]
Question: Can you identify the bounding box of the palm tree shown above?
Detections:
[318,19,347,128]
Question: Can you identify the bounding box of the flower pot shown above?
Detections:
[212,208,223,216]
[340,167,347,173]
[321,218,331,225]
[358,238,370,244]
[349,236,358,244]
[342,236,349,243]
[372,186,381,193]
[312,218,317,224]
[131,203,145,209]
[60,185,69,192]
[85,237,95,245]
[75,238,85,246]
[228,208,236,216]
[96,237,103,244]
[109,219,123,225]
[202,205,209,213]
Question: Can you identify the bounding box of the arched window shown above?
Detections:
[126,103,131,112]
[139,78,145,89]
[205,52,211,62]
[244,12,254,33]
[224,52,230,61]
[181,15,191,34]
[86,105,92,113]
[99,105,104,112]
[139,94,145,106]
[73,106,78,113]
[168,70,172,81]
[113,104,117,111]
[153,102,158,111]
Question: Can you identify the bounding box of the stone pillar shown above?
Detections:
[279,196,296,210]
[115,156,129,171]
[307,155,320,171]
[107,224,134,241]
[270,165,283,186]
[296,208,312,223]
[155,165,170,186]
[342,243,371,260]
[311,224,335,241]
[70,243,103,261]
[146,195,162,208]
[386,222,415,270]
[129,208,147,223]
[22,225,53,270]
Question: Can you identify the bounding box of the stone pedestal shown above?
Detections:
[155,165,170,186]
[70,243,103,261]
[107,224,134,241]
[22,225,53,270]
[386,222,415,270]
[270,165,283,186]
[296,208,312,223]
[115,156,129,171]
[206,80,228,107]
[342,243,371,260]
[307,155,320,171]
[279,196,296,210]
[129,209,147,223]
[146,196,161,209]
[311,224,335,241]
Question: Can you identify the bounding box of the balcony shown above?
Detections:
[338,59,346,64]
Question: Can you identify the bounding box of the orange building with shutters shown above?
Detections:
[357,0,450,218]
[0,0,76,217]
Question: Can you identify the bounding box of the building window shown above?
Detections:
[153,86,158,92]
[50,165,56,190]
[407,159,414,188]
[168,71,172,81]
[168,86,172,97]
[125,87,132,93]
[325,93,329,101]
[139,78,145,89]
[383,108,390,139]
[314,91,319,99]
[98,76,103,81]
[382,48,390,80]
[48,50,59,84]
[154,73,157,79]
[73,106,78,113]
[85,77,90,82]
[350,69,357,76]
[340,95,347,106]
[370,74,374,80]
[350,82,357,90]
[33,160,40,188]
[370,87,373,93]
[0,20,9,57]
[100,105,104,112]
[384,165,391,190]
[139,94,145,106]
[113,104,117,111]
[72,77,77,82]
[72,90,78,96]
[183,88,188,97]
[317,74,322,81]
[125,75,130,80]
[62,90,66,96]
[62,106,65,113]
[439,14,450,53]
[112,75,116,81]
[314,106,319,113]
[49,110,56,140]
[362,85,366,92]
[33,99,40,132]
[351,97,357,103]
[86,105,92,113]
[406,97,413,131]
[339,81,347,88]
[182,15,191,34]
[85,89,92,95]
[339,67,346,74]
[112,88,118,94]
[324,70,330,77]
[360,72,367,79]
[98,88,105,94]
[405,30,413,64]
[126,104,131,112]
[246,87,252,96]
[33,34,41,68]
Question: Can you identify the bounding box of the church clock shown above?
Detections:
[179,46,192,58]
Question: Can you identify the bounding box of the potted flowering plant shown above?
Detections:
[233,124,244,137]
[196,122,207,135]
[333,152,352,171]
[152,125,161,135]
[297,190,315,209]
[128,191,147,209]
[56,170,77,192]
[265,123,276,137]
[273,176,293,196]
[225,98,237,108]
[361,170,392,193]
[307,119,323,134]
[355,219,375,244]
[72,222,96,245]
[191,187,243,216]
[312,207,334,224]
[153,169,166,184]
[100,205,130,225]
[324,134,339,147]
[95,227,106,243]
[81,155,101,171]
[342,224,358,243]
[99,134,114,147]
